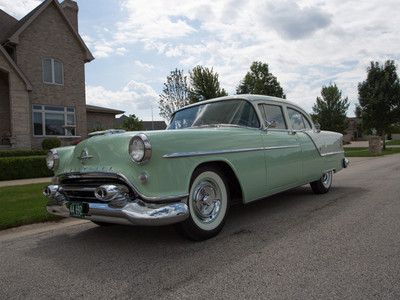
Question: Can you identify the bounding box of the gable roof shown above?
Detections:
[0,46,32,90]
[2,0,94,62]
[0,9,18,41]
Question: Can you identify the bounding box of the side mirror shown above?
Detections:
[265,120,277,129]
[314,122,321,133]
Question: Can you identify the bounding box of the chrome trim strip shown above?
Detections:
[56,172,188,203]
[162,144,300,158]
[320,150,345,157]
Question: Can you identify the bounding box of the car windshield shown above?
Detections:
[168,99,260,130]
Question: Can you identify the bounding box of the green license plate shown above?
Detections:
[69,202,87,218]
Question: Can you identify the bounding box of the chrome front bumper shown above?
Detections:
[45,184,189,226]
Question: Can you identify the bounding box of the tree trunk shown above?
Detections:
[382,132,386,150]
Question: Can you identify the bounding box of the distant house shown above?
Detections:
[87,105,124,133]
[0,0,122,149]
[343,117,363,142]
[115,115,167,131]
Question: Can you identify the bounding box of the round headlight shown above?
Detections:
[129,134,151,163]
[46,149,59,170]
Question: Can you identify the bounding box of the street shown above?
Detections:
[1,154,399,299]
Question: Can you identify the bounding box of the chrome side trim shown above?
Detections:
[163,145,300,158]
[320,150,345,157]
[56,172,188,203]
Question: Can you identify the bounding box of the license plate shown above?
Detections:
[69,202,87,218]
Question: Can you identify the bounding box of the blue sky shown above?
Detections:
[1,0,400,121]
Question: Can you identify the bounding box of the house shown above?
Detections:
[115,115,167,131]
[0,0,123,149]
[86,105,124,132]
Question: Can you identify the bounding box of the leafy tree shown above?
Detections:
[158,69,190,119]
[358,60,400,149]
[189,66,227,103]
[236,61,285,98]
[122,114,144,131]
[312,83,349,134]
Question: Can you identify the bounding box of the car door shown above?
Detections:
[286,106,323,182]
[258,103,302,193]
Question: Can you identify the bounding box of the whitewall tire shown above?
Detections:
[177,166,229,240]
[310,170,333,194]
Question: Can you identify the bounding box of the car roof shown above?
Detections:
[173,94,304,115]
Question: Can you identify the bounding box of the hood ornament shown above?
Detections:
[78,148,93,163]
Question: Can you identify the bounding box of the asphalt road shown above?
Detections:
[1,155,400,299]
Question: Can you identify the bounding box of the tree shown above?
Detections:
[358,60,400,149]
[312,83,349,134]
[236,61,286,98]
[158,69,190,120]
[122,114,144,131]
[189,66,227,103]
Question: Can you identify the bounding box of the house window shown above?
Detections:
[33,105,76,136]
[42,58,63,85]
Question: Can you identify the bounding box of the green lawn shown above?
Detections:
[386,140,400,146]
[344,147,400,157]
[0,183,60,230]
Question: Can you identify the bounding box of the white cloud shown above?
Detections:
[133,60,154,71]
[0,0,41,19]
[86,81,160,120]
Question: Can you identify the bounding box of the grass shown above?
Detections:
[0,182,60,230]
[386,140,400,146]
[344,147,400,157]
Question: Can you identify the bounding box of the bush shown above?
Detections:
[0,149,47,158]
[0,156,53,181]
[42,138,61,150]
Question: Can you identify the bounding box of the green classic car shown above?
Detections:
[44,95,348,240]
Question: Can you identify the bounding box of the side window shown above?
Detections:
[258,104,287,129]
[287,108,312,130]
[232,101,260,128]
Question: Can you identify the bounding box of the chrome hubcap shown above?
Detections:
[192,180,221,223]
[321,171,332,188]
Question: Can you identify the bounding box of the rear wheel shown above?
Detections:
[177,166,229,241]
[310,170,333,194]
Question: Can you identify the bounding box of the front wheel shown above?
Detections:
[310,170,333,194]
[176,166,230,241]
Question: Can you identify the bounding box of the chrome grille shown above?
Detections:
[59,177,133,203]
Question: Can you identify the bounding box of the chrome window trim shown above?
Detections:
[168,98,263,130]
[56,172,188,203]
[163,144,300,158]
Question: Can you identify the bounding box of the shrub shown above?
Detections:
[42,138,61,150]
[0,156,53,181]
[0,149,47,158]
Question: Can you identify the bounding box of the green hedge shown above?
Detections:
[0,156,53,181]
[0,149,47,158]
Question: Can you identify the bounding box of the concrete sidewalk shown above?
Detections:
[0,177,51,188]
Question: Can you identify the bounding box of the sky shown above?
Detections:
[1,0,400,121]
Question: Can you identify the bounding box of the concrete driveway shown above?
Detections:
[1,154,400,299]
